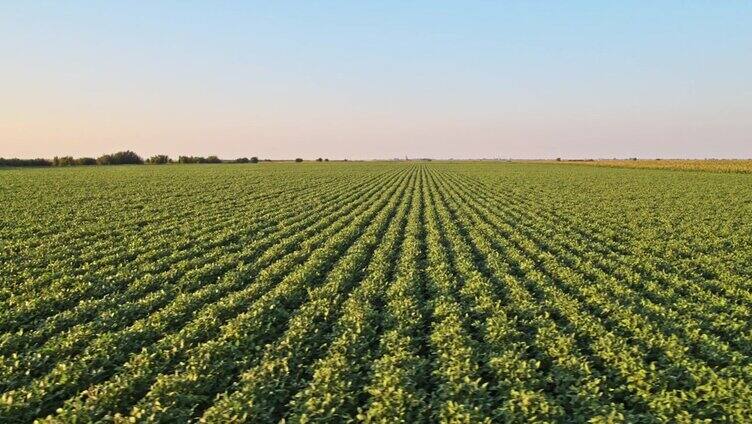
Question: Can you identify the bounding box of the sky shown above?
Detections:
[1,1,751,160]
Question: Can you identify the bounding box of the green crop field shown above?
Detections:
[1,162,751,422]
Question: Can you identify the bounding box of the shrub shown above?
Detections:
[179,156,207,164]
[178,156,223,164]
[0,158,52,167]
[316,158,323,162]
[147,155,171,164]
[97,151,144,165]
[234,157,259,164]
[295,158,303,163]
[76,157,97,165]
[53,156,76,166]
[97,155,113,165]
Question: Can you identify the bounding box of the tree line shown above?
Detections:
[0,151,269,167]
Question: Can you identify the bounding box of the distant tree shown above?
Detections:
[96,154,113,165]
[316,157,323,162]
[250,156,259,163]
[235,157,250,163]
[113,150,143,164]
[206,155,222,163]
[76,157,97,165]
[295,158,303,163]
[53,156,76,166]
[98,151,143,165]
[178,156,208,164]
[324,158,329,162]
[556,157,562,162]
[147,155,171,164]
[0,158,52,167]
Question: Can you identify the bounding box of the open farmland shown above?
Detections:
[1,162,752,422]
[564,159,752,174]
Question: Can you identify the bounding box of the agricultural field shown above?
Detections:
[1,162,752,422]
[560,159,752,174]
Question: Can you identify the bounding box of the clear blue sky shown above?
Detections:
[1,1,750,159]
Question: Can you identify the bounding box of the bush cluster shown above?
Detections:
[0,158,53,167]
[146,155,172,164]
[234,157,259,163]
[52,156,98,166]
[96,151,144,165]
[178,156,222,164]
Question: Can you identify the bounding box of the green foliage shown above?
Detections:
[146,155,171,164]
[97,150,144,165]
[52,156,76,166]
[178,156,201,163]
[0,157,52,167]
[75,157,97,165]
[178,155,222,164]
[1,162,751,422]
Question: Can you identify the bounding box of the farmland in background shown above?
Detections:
[1,162,751,422]
[557,159,752,173]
